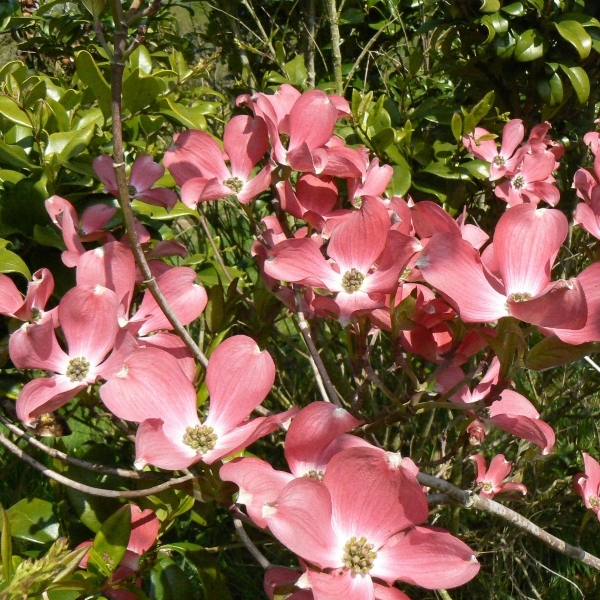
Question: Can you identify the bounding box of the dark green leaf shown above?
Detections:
[501,2,525,16]
[0,96,30,128]
[513,29,545,62]
[554,20,592,59]
[80,0,105,18]
[282,55,308,87]
[559,64,590,103]
[123,69,162,114]
[537,70,563,106]
[149,557,194,600]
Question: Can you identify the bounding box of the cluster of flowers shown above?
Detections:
[3,83,600,598]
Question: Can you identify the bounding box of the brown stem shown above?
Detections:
[419,473,600,571]
[233,517,271,569]
[0,430,195,498]
[108,0,209,368]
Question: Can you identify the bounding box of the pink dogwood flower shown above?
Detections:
[10,284,127,425]
[164,115,271,206]
[262,446,479,598]
[100,336,297,470]
[417,204,586,330]
[0,268,56,325]
[574,453,600,519]
[221,401,370,528]
[470,454,527,498]
[93,154,177,210]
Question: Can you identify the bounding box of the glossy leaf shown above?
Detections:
[480,0,500,13]
[560,64,590,103]
[0,246,31,278]
[149,556,194,600]
[513,29,545,62]
[0,96,31,128]
[1,498,59,544]
[74,51,111,118]
[123,69,162,114]
[554,20,592,60]
[525,337,597,371]
[90,505,131,574]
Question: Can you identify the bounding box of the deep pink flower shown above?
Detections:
[0,268,56,325]
[93,154,177,210]
[164,115,271,206]
[262,446,479,598]
[470,454,527,498]
[574,453,600,519]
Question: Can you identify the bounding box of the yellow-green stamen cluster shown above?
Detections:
[65,357,90,382]
[224,177,244,193]
[127,184,138,198]
[342,536,377,574]
[589,495,600,509]
[512,175,525,189]
[341,268,365,293]
[508,292,531,302]
[304,469,324,481]
[183,424,218,453]
[493,155,506,166]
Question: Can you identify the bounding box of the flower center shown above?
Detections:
[127,184,138,198]
[354,197,363,208]
[341,268,365,293]
[304,469,324,481]
[493,155,505,166]
[183,424,218,453]
[65,357,90,382]
[589,495,600,509]
[482,482,493,493]
[224,177,244,193]
[30,307,42,323]
[343,536,377,574]
[512,175,525,189]
[508,292,531,302]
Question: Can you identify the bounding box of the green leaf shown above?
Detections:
[559,64,590,103]
[0,138,37,170]
[387,157,411,197]
[525,337,596,371]
[480,0,500,13]
[0,96,31,128]
[128,45,153,74]
[513,29,545,62]
[423,162,469,180]
[122,69,162,114]
[451,112,462,142]
[340,8,364,25]
[206,283,225,333]
[554,20,592,59]
[2,506,13,583]
[46,123,95,161]
[462,159,490,180]
[80,0,105,18]
[140,114,165,136]
[150,557,194,600]
[131,200,198,221]
[282,55,308,87]
[158,98,207,130]
[537,70,563,106]
[501,2,525,16]
[0,177,48,236]
[481,12,509,35]
[371,127,395,152]
[33,224,67,250]
[2,498,59,544]
[90,505,131,574]
[0,246,31,278]
[74,51,111,118]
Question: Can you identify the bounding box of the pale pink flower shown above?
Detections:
[0,268,56,325]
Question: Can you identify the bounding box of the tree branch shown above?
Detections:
[420,473,600,571]
[108,0,209,368]
[0,430,195,498]
[324,0,343,95]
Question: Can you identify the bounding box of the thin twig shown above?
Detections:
[199,213,233,284]
[293,288,342,406]
[0,430,194,498]
[108,0,209,368]
[306,0,316,88]
[420,473,600,571]
[233,517,271,569]
[0,415,159,480]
